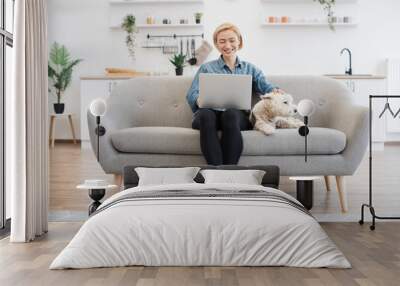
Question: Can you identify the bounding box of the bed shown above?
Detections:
[50,165,350,269]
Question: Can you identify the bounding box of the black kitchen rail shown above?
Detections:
[146,33,204,39]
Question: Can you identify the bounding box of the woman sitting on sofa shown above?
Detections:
[186,22,280,165]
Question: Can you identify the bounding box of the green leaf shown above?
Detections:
[50,42,71,68]
[169,53,186,68]
[121,14,136,33]
[54,81,62,90]
[66,59,83,71]
[48,64,57,79]
[48,42,82,96]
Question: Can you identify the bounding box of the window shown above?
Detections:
[5,0,13,33]
[0,0,14,232]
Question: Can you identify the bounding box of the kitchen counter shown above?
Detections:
[80,73,151,80]
[324,74,386,80]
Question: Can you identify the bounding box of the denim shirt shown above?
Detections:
[186,56,276,113]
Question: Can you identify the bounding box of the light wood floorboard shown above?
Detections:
[1,222,400,286]
[2,142,400,285]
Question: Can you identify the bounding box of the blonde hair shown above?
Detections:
[213,23,243,49]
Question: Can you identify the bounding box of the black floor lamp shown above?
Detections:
[298,99,315,162]
[292,99,316,210]
[89,99,107,162]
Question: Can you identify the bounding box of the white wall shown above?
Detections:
[48,0,400,139]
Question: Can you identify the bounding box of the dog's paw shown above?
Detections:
[260,127,275,135]
[275,119,289,129]
[292,119,304,128]
[277,117,304,129]
[255,123,275,135]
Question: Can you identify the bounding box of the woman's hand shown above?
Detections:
[272,88,285,94]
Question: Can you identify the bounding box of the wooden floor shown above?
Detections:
[49,143,400,222]
[1,143,400,285]
[49,143,118,212]
[1,222,400,286]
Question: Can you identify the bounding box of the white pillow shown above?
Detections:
[200,169,266,185]
[135,167,201,186]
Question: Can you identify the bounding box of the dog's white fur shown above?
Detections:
[250,91,304,135]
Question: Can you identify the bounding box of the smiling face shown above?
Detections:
[215,29,241,59]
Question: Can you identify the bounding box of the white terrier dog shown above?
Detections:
[250,91,304,135]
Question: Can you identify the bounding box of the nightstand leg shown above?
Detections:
[296,180,313,210]
[88,201,102,216]
[88,189,105,215]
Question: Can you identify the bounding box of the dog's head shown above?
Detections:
[258,92,298,118]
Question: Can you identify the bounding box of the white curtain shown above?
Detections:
[10,0,49,242]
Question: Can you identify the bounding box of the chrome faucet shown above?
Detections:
[340,48,352,75]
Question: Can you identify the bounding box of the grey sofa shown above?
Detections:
[88,75,368,212]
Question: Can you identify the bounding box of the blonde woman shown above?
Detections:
[186,23,280,165]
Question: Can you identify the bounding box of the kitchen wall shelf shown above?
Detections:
[110,0,204,4]
[109,0,204,30]
[261,22,358,27]
[111,23,203,30]
[261,0,357,3]
[260,0,359,28]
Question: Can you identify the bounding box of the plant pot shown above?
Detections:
[195,19,201,24]
[175,67,183,76]
[54,103,65,114]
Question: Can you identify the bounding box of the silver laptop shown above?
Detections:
[198,73,252,110]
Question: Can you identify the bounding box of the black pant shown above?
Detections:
[192,108,252,165]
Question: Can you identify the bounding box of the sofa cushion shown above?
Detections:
[111,127,201,155]
[111,127,346,156]
[242,128,346,155]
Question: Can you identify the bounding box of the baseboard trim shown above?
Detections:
[49,139,82,144]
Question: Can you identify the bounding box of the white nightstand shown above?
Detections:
[77,181,118,215]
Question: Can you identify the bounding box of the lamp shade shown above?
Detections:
[298,99,315,117]
[89,99,107,117]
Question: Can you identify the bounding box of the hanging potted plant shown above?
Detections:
[48,42,82,114]
[314,0,336,31]
[194,12,203,24]
[121,14,138,60]
[169,53,186,76]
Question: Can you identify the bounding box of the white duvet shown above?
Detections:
[50,183,350,269]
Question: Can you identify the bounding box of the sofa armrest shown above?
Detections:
[328,103,369,174]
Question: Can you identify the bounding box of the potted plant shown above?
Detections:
[121,14,137,60]
[194,12,203,24]
[48,42,82,114]
[314,0,336,30]
[169,53,186,76]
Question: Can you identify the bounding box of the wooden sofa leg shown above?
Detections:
[324,176,332,192]
[114,174,123,186]
[335,176,348,213]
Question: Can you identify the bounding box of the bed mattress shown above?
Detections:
[50,183,350,269]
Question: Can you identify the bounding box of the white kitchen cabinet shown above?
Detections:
[385,98,400,135]
[386,59,400,137]
[80,79,121,147]
[334,78,387,143]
